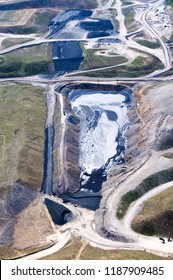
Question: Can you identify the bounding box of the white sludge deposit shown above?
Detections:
[69,89,131,183]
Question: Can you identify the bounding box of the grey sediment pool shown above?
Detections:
[68,87,131,192]
[58,85,131,210]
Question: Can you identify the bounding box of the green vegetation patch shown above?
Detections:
[0,26,37,35]
[122,0,133,5]
[40,238,173,260]
[128,56,146,67]
[31,9,59,34]
[116,168,173,219]
[0,44,54,77]
[40,238,83,260]
[132,186,173,238]
[80,45,127,71]
[109,8,119,30]
[0,243,52,260]
[0,10,24,24]
[1,38,33,50]
[35,11,53,25]
[123,8,139,33]
[167,0,173,7]
[0,9,58,35]
[137,40,160,49]
[79,55,164,78]
[0,84,46,190]
[162,153,173,159]
[80,245,173,260]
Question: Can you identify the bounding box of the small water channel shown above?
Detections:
[41,126,54,194]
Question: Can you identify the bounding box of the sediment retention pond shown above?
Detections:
[56,83,132,210]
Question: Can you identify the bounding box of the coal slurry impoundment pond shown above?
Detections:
[41,83,131,212]
[57,85,131,211]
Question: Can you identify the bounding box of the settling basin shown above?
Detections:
[56,84,132,210]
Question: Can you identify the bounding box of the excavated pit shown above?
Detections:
[54,83,132,210]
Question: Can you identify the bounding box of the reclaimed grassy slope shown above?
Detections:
[167,0,173,8]
[136,39,160,49]
[1,38,33,50]
[116,169,173,219]
[40,237,173,260]
[77,55,164,78]
[0,44,53,78]
[123,7,139,33]
[0,9,59,35]
[0,243,51,260]
[0,84,46,190]
[12,195,55,253]
[80,43,128,71]
[132,186,173,237]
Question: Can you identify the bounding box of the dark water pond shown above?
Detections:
[67,114,80,125]
[79,20,114,31]
[52,41,83,73]
[45,198,72,225]
[60,191,102,211]
[87,31,112,38]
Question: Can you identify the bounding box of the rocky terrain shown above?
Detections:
[96,80,173,239]
[53,92,81,195]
